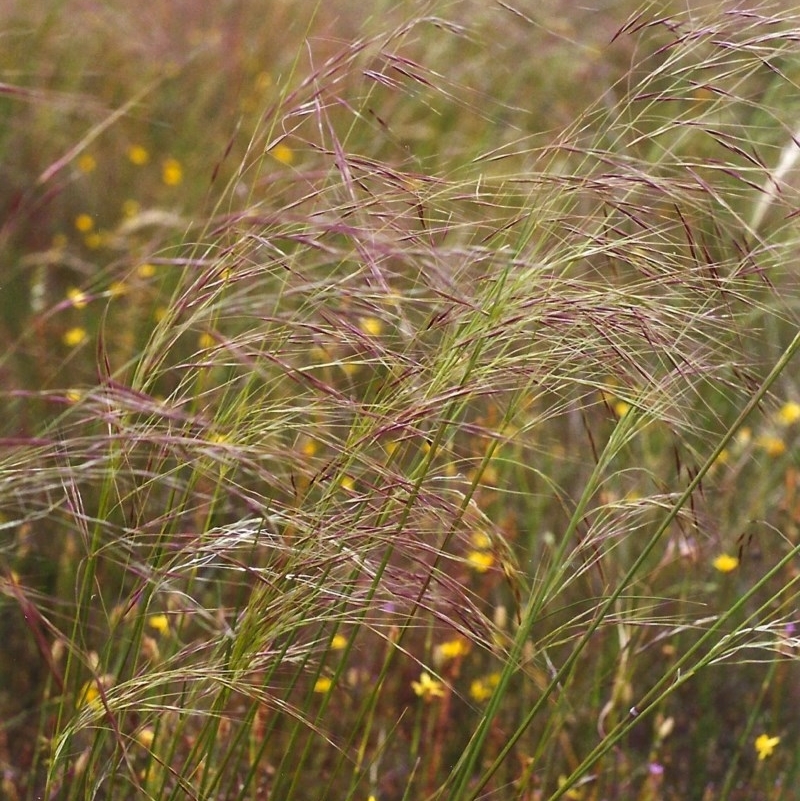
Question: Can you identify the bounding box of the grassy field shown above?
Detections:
[2,1,800,799]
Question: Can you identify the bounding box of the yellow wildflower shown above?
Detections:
[67,288,89,309]
[557,775,584,800]
[778,401,800,426]
[331,633,348,650]
[756,435,786,458]
[471,530,492,550]
[127,144,150,165]
[411,671,445,701]
[469,678,492,702]
[136,727,155,748]
[712,554,739,573]
[84,231,106,249]
[270,143,294,165]
[145,616,169,638]
[77,154,96,173]
[137,263,157,279]
[198,332,215,349]
[435,638,470,663]
[754,733,780,760]
[161,157,183,186]
[77,680,101,710]
[147,614,170,635]
[75,214,94,233]
[121,199,140,218]
[300,438,318,457]
[62,327,88,347]
[467,550,494,573]
[313,676,333,694]
[614,400,631,418]
[359,317,383,336]
[713,448,730,467]
[77,674,114,711]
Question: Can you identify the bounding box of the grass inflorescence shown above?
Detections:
[2,2,800,800]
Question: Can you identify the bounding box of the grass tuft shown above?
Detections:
[2,2,800,800]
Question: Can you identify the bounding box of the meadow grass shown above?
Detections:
[2,1,800,799]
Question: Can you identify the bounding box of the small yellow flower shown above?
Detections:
[471,530,492,550]
[712,554,739,573]
[62,327,88,347]
[84,231,107,249]
[65,389,82,404]
[198,332,215,349]
[713,448,730,467]
[313,676,333,694]
[161,157,183,186]
[121,199,141,218]
[300,438,318,457]
[137,263,157,279]
[78,681,100,708]
[469,671,500,702]
[270,143,294,165]
[359,317,383,337]
[148,614,170,635]
[77,674,114,711]
[754,733,780,760]
[127,144,150,165]
[557,775,584,800]
[340,475,355,492]
[331,633,348,650]
[109,281,128,297]
[467,550,494,573]
[411,671,445,701]
[77,680,101,710]
[469,678,492,702]
[778,401,800,426]
[757,435,786,458]
[436,638,470,663]
[614,400,631,418]
[67,288,89,309]
[136,727,155,748]
[77,153,96,173]
[75,214,94,233]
